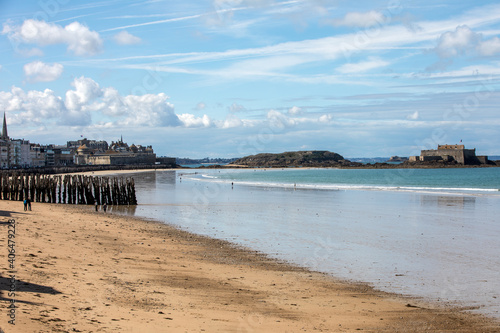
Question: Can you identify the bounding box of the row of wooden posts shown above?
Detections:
[0,174,137,205]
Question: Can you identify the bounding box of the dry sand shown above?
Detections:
[0,199,499,332]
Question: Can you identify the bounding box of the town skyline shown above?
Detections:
[0,111,168,168]
[2,1,500,159]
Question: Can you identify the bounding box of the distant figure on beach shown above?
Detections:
[23,199,27,211]
[27,198,31,211]
[95,203,98,212]
[232,182,233,189]
[103,203,107,212]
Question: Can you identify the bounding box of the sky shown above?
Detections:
[1,0,500,158]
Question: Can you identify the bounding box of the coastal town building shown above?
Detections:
[0,112,176,168]
[73,136,158,166]
[0,113,31,168]
[29,144,46,167]
[67,138,108,152]
[409,144,489,165]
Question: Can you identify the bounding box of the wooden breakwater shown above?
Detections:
[0,174,137,205]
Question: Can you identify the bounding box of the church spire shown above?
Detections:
[1,112,8,140]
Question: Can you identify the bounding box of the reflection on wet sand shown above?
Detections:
[421,195,476,209]
[132,171,177,188]
[109,170,177,217]
[108,204,138,215]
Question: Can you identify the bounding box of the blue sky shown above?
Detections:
[1,0,500,158]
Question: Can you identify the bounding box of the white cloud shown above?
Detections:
[407,111,419,120]
[195,102,206,111]
[65,76,102,111]
[337,57,390,74]
[98,87,127,116]
[267,109,296,129]
[23,61,63,83]
[221,114,243,128]
[435,25,500,59]
[178,113,213,127]
[288,106,302,115]
[477,37,500,56]
[0,87,65,125]
[119,94,180,126]
[62,77,100,125]
[318,114,333,123]
[0,77,182,128]
[2,19,103,56]
[229,102,246,112]
[113,30,141,45]
[332,10,386,28]
[435,25,481,58]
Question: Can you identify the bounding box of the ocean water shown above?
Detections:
[114,168,500,319]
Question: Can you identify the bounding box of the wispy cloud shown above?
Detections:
[101,13,205,32]
[113,30,142,45]
[336,58,390,74]
[71,3,500,81]
[330,10,387,28]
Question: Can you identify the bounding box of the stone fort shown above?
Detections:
[409,145,489,165]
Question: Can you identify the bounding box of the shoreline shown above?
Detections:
[60,168,177,177]
[223,163,500,169]
[1,201,499,331]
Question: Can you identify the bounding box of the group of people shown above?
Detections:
[23,198,32,211]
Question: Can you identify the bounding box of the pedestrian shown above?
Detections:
[26,198,31,211]
[103,203,107,212]
[23,199,27,211]
[95,203,98,212]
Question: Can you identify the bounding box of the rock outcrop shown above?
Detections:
[230,151,362,168]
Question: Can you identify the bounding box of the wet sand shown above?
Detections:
[62,168,177,176]
[0,200,499,332]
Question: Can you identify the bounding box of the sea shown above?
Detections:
[112,167,500,319]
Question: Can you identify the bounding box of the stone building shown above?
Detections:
[409,144,489,165]
[67,138,108,152]
[74,136,157,166]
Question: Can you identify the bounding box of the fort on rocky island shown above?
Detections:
[409,145,489,165]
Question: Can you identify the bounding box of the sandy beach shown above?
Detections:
[1,199,499,332]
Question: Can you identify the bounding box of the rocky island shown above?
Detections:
[229,151,362,168]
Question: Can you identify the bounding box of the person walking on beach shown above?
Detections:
[95,203,98,212]
[27,198,31,211]
[23,199,27,211]
[103,203,107,212]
